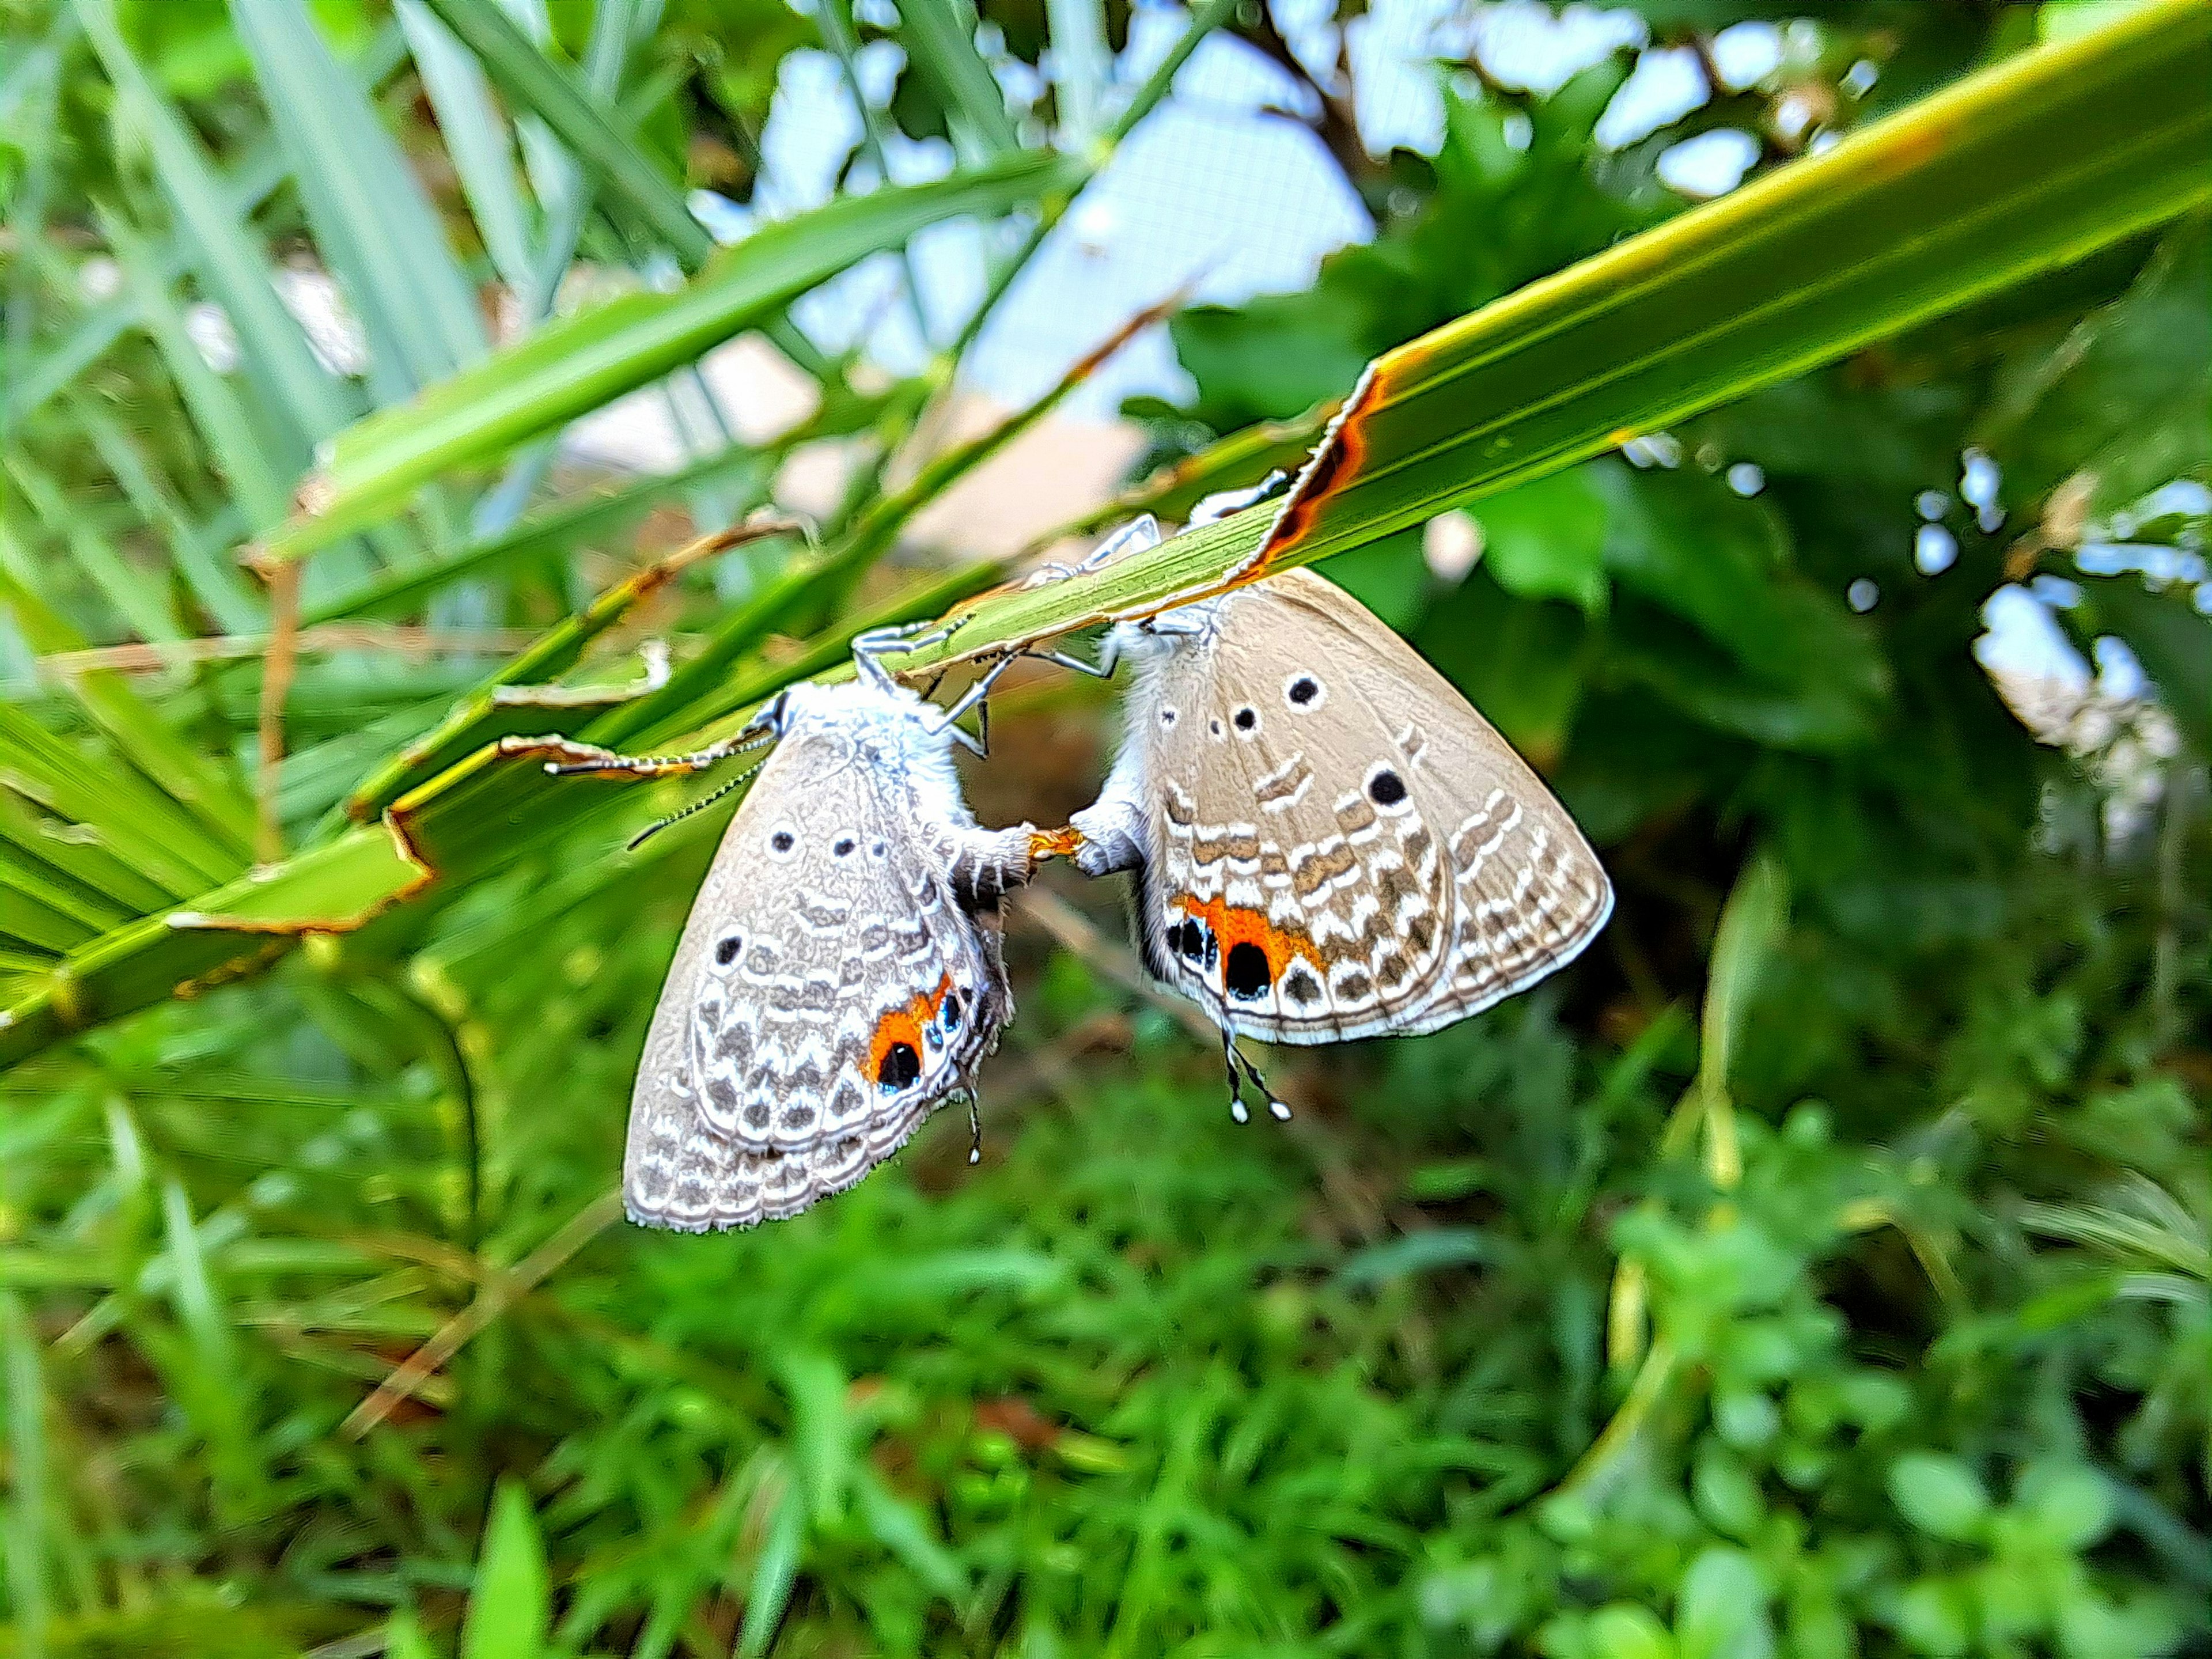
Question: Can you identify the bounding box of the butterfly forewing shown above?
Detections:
[1134,568,1610,1044]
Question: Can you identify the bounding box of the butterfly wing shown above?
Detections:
[1137,567,1610,1043]
[623,736,1012,1230]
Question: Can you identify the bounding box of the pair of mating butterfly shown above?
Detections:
[528,496,1613,1232]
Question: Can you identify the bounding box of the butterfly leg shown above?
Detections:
[1187,470,1290,526]
[852,616,968,693]
[1020,514,1161,590]
[1021,626,1125,682]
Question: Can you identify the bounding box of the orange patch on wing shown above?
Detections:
[1255,363,1385,573]
[867,972,955,1088]
[1169,895,1320,988]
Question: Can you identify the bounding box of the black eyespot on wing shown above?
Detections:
[771,830,795,852]
[1160,707,1177,726]
[1209,718,1224,737]
[942,990,962,1028]
[714,935,742,967]
[1368,768,1407,806]
[834,837,855,856]
[872,840,887,857]
[1224,942,1271,1000]
[1282,965,1321,1006]
[878,1042,921,1091]
[1174,918,1209,963]
[1233,707,1256,731]
[1289,675,1320,705]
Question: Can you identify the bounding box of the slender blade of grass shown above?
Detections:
[396,0,539,297]
[259,150,1082,562]
[229,0,488,399]
[72,0,359,457]
[898,0,1021,161]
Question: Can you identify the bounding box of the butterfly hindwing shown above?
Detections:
[623,714,1015,1231]
[1126,568,1609,1043]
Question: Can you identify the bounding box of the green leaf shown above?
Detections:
[740,1479,806,1657]
[266,149,1080,560]
[396,0,538,296]
[1588,1605,1677,1659]
[1478,466,1611,613]
[1675,1547,1774,1659]
[1691,1448,1766,1543]
[1978,223,2209,518]
[1601,466,1888,751]
[1889,1453,1993,1541]
[1891,1578,1975,1657]
[1249,0,2212,573]
[462,1480,551,1659]
[2015,1462,2115,1554]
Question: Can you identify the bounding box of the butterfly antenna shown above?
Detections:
[1219,1028,1251,1124]
[966,1091,983,1165]
[626,759,765,851]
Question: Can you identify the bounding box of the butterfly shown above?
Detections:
[513,626,1040,1229]
[1051,510,1613,1116]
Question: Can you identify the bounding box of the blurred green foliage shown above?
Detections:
[1,0,2206,1654]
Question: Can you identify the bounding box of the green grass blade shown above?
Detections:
[262,150,1081,561]
[229,0,488,397]
[1046,0,1110,145]
[415,0,839,382]
[0,1290,51,1654]
[100,213,293,536]
[898,0,1021,160]
[67,393,266,635]
[3,28,407,431]
[302,445,767,626]
[2,452,183,646]
[72,0,359,459]
[396,0,538,296]
[416,0,717,267]
[0,567,259,861]
[461,1481,551,1659]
